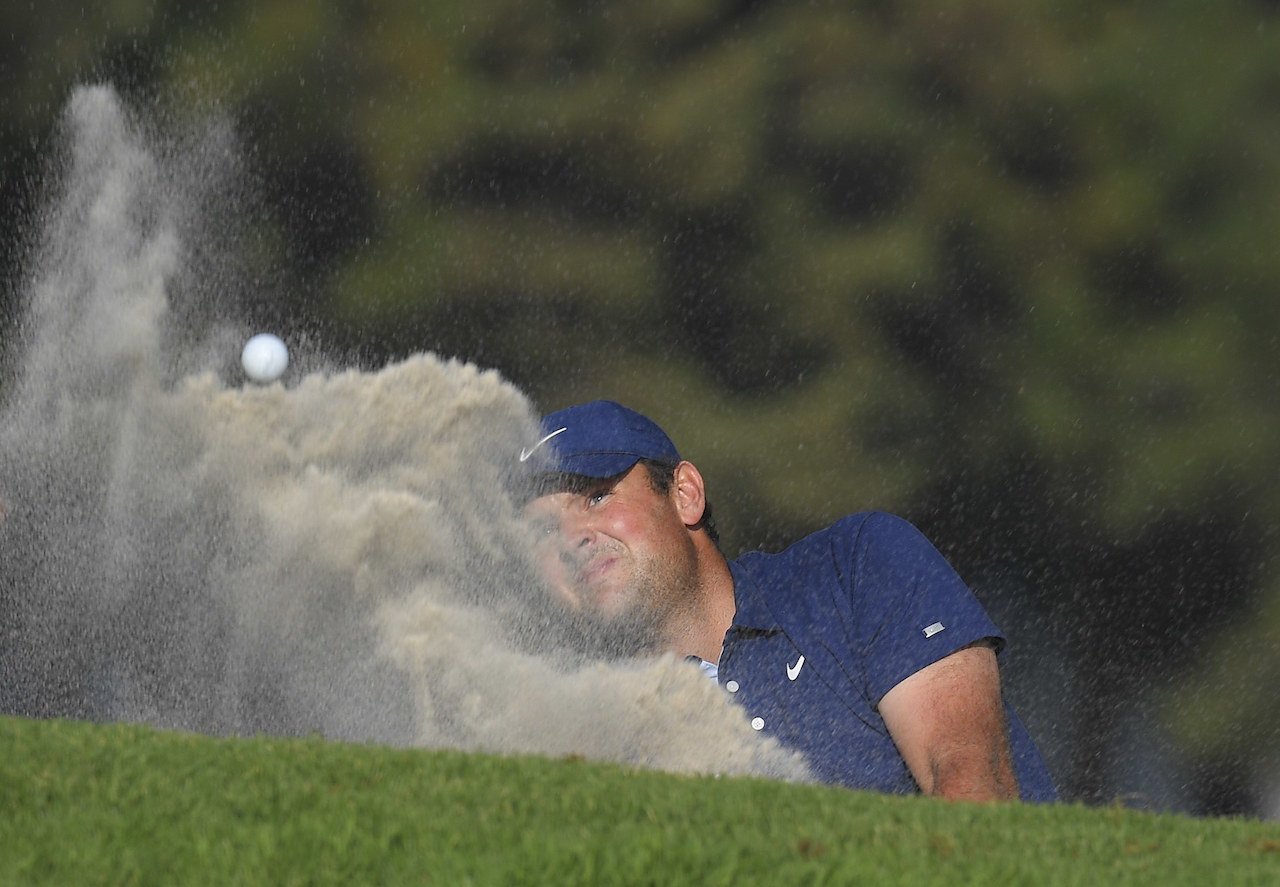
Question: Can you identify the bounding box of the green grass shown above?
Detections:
[2,716,1278,885]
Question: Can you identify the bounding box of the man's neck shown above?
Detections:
[665,541,736,664]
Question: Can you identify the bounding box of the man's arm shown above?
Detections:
[876,641,1018,801]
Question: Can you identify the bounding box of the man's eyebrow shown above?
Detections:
[531,471,622,498]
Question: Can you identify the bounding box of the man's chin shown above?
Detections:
[562,606,663,660]
[585,583,638,620]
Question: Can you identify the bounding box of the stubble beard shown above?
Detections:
[568,546,699,661]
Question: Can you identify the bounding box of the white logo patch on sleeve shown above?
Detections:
[923,621,946,638]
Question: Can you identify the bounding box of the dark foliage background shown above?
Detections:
[4,0,1280,816]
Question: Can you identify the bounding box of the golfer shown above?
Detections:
[521,400,1056,801]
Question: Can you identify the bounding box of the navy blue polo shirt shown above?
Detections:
[719,511,1057,801]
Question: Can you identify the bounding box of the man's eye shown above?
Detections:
[587,490,608,506]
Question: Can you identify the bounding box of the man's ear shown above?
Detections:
[671,461,707,529]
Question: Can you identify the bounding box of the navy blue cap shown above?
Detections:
[519,400,679,478]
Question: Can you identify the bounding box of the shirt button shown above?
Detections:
[726,680,739,693]
[751,717,764,731]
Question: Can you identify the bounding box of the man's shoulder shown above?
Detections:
[734,510,921,567]
[729,511,919,615]
[729,510,955,626]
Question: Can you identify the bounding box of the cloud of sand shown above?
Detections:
[0,85,809,785]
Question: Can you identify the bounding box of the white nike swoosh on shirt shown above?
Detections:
[786,655,805,681]
[519,427,568,462]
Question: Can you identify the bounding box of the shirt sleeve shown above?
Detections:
[843,512,1003,705]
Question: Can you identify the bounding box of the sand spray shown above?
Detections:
[0,86,808,783]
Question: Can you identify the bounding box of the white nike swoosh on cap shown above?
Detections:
[519,427,568,462]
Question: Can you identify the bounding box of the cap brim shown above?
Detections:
[551,452,644,479]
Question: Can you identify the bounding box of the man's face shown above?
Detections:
[523,463,699,653]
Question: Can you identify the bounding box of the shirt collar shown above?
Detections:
[728,558,782,631]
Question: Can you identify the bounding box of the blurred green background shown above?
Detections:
[3,0,1280,816]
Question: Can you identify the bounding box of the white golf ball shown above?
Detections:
[241,333,289,383]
